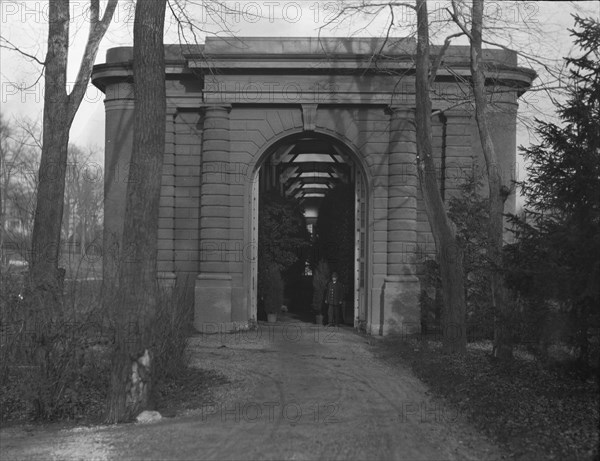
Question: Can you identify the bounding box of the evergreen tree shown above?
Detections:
[257,191,310,315]
[506,16,600,373]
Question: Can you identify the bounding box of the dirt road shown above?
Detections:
[0,314,503,460]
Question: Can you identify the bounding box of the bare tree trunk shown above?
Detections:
[106,0,167,423]
[0,118,8,266]
[29,0,117,299]
[415,0,467,354]
[470,0,513,360]
[29,0,70,302]
[81,213,86,257]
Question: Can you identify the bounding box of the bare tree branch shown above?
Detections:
[67,0,119,124]
[429,31,464,84]
[447,1,473,40]
[0,67,46,92]
[0,37,45,66]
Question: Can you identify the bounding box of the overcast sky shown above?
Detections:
[1,0,599,181]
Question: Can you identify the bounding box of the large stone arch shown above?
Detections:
[244,127,373,329]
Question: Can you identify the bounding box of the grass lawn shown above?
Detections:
[371,336,599,461]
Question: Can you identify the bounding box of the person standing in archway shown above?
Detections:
[324,272,345,326]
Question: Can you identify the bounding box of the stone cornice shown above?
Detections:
[93,61,534,98]
[92,38,536,98]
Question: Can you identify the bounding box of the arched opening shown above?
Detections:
[249,132,368,328]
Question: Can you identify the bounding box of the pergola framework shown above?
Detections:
[261,137,352,202]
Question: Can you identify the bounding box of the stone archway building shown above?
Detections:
[92,37,534,336]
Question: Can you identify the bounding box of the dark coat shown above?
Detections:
[324,280,344,305]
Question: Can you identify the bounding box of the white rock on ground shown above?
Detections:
[136,411,162,423]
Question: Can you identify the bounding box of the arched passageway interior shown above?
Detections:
[256,134,366,326]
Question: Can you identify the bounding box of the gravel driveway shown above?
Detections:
[0,314,504,460]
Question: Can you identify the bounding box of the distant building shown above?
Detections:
[3,206,28,236]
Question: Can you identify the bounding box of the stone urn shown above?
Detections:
[267,313,277,323]
[315,314,324,325]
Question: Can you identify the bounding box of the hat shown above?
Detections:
[332,272,339,278]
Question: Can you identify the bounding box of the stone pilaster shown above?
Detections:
[443,110,474,202]
[387,107,419,276]
[173,110,202,274]
[102,83,134,288]
[195,104,236,332]
[198,105,232,274]
[381,106,420,335]
[157,107,177,274]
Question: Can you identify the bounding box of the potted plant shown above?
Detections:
[312,259,330,325]
[267,311,278,324]
[264,265,283,323]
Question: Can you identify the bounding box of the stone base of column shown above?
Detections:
[365,322,380,336]
[381,275,421,336]
[194,273,235,332]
